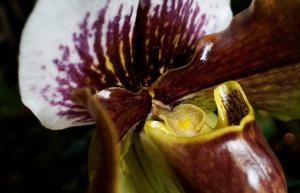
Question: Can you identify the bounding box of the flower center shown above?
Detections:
[147,102,217,137]
[145,81,252,138]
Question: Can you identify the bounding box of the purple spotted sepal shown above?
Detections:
[19,0,231,130]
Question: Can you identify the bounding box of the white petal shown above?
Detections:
[19,0,139,130]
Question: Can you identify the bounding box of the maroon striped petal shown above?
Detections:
[238,62,300,121]
[19,0,139,129]
[152,0,300,106]
[134,0,232,86]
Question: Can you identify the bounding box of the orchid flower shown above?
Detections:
[19,0,300,192]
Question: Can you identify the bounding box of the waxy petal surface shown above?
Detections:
[19,0,139,129]
[146,82,287,193]
[152,0,300,106]
[147,122,287,193]
[94,87,152,137]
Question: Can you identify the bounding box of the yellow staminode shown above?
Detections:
[154,104,214,137]
[144,81,254,142]
[178,119,191,129]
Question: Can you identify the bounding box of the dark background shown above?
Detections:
[0,0,299,193]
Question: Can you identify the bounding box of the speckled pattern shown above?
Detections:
[222,89,249,125]
[39,0,224,126]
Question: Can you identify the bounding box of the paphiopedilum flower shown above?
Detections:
[19,0,300,192]
[145,81,286,193]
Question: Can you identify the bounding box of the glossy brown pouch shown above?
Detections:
[145,81,287,193]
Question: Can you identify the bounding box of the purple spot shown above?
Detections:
[41,85,50,101]
[30,86,36,91]
[42,2,137,123]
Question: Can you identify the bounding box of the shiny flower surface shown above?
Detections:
[19,0,300,192]
[19,0,300,135]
